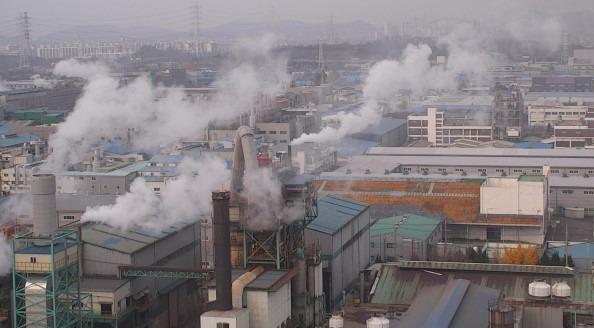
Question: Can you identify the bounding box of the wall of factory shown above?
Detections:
[550,186,594,216]
[200,309,249,328]
[83,281,131,318]
[243,283,291,328]
[83,244,132,276]
[256,122,291,144]
[448,224,543,244]
[130,223,201,295]
[154,280,201,328]
[57,174,133,195]
[480,178,545,216]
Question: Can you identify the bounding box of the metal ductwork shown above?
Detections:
[230,126,258,202]
[212,190,233,311]
[31,174,58,239]
[232,266,265,308]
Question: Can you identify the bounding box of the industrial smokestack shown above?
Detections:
[212,190,233,311]
[31,174,58,239]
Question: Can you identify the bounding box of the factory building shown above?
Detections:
[370,214,442,262]
[492,86,523,141]
[8,174,206,328]
[350,118,407,147]
[56,161,146,196]
[304,195,370,311]
[407,108,493,146]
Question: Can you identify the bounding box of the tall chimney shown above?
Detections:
[31,174,58,239]
[212,190,232,311]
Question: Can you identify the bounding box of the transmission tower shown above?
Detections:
[561,30,570,65]
[327,14,335,44]
[194,2,202,58]
[18,12,32,68]
[318,42,324,71]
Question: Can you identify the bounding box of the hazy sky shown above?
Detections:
[1,0,592,33]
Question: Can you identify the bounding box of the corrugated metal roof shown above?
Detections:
[306,195,369,235]
[59,161,147,177]
[207,269,295,291]
[549,176,594,188]
[355,118,407,135]
[370,214,440,240]
[370,263,592,305]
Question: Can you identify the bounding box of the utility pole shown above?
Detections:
[18,12,32,68]
[565,220,569,267]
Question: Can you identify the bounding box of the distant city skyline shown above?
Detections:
[1,0,593,36]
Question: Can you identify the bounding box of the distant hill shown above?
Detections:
[33,20,376,44]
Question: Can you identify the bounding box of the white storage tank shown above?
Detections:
[552,281,571,298]
[329,314,344,328]
[528,279,551,298]
[366,314,390,328]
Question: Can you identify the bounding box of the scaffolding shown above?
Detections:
[11,229,93,328]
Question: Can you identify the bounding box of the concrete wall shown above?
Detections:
[449,224,543,244]
[480,178,545,216]
[57,174,132,195]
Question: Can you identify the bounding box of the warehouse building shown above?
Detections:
[304,195,370,311]
[549,175,594,217]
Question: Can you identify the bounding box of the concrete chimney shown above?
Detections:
[212,190,233,311]
[31,174,58,239]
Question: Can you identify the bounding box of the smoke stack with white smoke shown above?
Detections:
[46,35,287,173]
[291,26,490,146]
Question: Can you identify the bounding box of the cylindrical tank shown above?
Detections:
[489,305,514,328]
[329,314,344,328]
[293,257,307,295]
[366,315,389,328]
[528,279,551,298]
[552,281,571,298]
[31,174,57,239]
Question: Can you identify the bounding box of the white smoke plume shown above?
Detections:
[0,193,32,226]
[46,35,287,172]
[241,167,304,230]
[0,235,10,276]
[292,28,490,145]
[82,156,230,231]
[31,74,59,89]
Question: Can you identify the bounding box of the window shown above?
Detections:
[438,168,446,172]
[154,187,161,192]
[280,131,287,134]
[550,169,560,173]
[217,323,230,328]
[79,177,84,180]
[495,169,504,173]
[269,131,277,134]
[403,167,412,172]
[91,177,96,181]
[63,215,75,220]
[584,190,594,195]
[370,242,375,248]
[486,227,502,241]
[478,169,486,172]
[203,235,209,241]
[569,170,579,174]
[30,257,36,263]
[455,168,464,172]
[531,169,541,173]
[386,243,395,248]
[562,190,574,194]
[513,169,523,173]
[387,256,396,262]
[100,303,112,315]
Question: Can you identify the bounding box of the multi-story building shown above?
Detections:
[530,76,594,92]
[492,86,523,142]
[551,107,594,148]
[527,105,589,126]
[407,108,493,146]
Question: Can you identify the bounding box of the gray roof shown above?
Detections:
[207,269,295,291]
[397,279,500,328]
[306,195,369,235]
[81,221,193,254]
[366,147,594,159]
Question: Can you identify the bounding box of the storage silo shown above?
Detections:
[31,174,58,239]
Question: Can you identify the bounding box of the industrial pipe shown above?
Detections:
[232,266,265,308]
[212,190,233,311]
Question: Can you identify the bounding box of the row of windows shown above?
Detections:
[263,130,288,135]
[559,190,594,195]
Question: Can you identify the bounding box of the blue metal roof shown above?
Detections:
[335,138,379,158]
[513,141,553,149]
[16,243,77,254]
[306,195,368,235]
[148,154,186,163]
